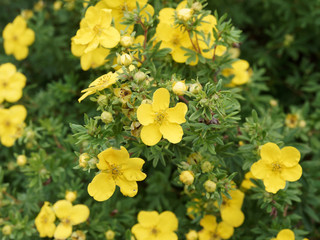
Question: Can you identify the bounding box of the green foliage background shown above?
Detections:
[0,0,319,239]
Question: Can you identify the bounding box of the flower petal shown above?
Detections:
[277,229,295,240]
[159,122,183,144]
[137,104,155,125]
[97,146,129,169]
[260,142,281,163]
[166,102,188,124]
[123,158,146,181]
[20,28,35,46]
[263,174,286,193]
[251,160,270,179]
[158,211,178,232]
[140,124,162,146]
[69,205,89,225]
[220,206,244,227]
[281,164,302,182]
[87,173,115,201]
[137,211,159,227]
[100,27,120,49]
[131,224,153,240]
[217,221,234,239]
[200,215,217,232]
[13,45,28,60]
[281,146,301,167]
[54,223,72,240]
[157,232,178,240]
[115,176,138,197]
[152,88,170,112]
[53,200,72,220]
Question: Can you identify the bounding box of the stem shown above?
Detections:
[188,30,200,53]
[178,95,189,104]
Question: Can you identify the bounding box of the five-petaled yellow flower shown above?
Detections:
[35,202,56,238]
[53,200,90,239]
[251,142,303,194]
[3,15,35,60]
[271,229,295,240]
[222,59,251,86]
[78,72,117,102]
[88,146,146,201]
[0,63,26,103]
[198,215,234,240]
[73,6,120,53]
[131,210,178,240]
[137,88,188,146]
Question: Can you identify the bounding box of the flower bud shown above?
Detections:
[172,80,188,95]
[134,71,147,82]
[97,95,107,106]
[191,2,202,11]
[201,161,213,173]
[204,180,216,192]
[105,230,115,240]
[179,171,194,185]
[178,8,193,21]
[299,120,306,128]
[53,1,62,10]
[65,190,77,202]
[186,230,198,240]
[117,53,132,66]
[2,225,12,235]
[88,157,98,169]
[120,36,134,47]
[189,82,202,94]
[71,230,86,240]
[101,111,113,124]
[17,155,27,166]
[141,99,152,105]
[269,99,278,107]
[79,153,89,168]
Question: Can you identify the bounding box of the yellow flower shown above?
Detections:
[251,142,303,193]
[137,88,188,146]
[65,190,77,202]
[0,105,27,147]
[198,215,234,240]
[0,63,26,103]
[113,84,132,103]
[271,229,295,240]
[240,171,256,190]
[73,6,120,53]
[218,189,245,227]
[87,146,146,201]
[53,200,90,239]
[35,202,56,238]
[2,16,35,60]
[285,114,299,128]
[131,211,178,240]
[222,60,251,86]
[105,230,115,240]
[34,0,44,11]
[78,72,117,102]
[179,170,194,185]
[186,230,198,240]
[96,0,154,33]
[172,80,188,95]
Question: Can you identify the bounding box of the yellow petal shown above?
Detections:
[152,88,170,112]
[277,229,295,240]
[87,173,116,201]
[14,45,28,60]
[281,164,302,182]
[115,176,138,197]
[78,90,93,102]
[71,41,86,57]
[97,146,129,169]
[166,102,188,124]
[198,230,212,240]
[263,174,286,193]
[74,28,95,45]
[171,46,189,63]
[158,8,175,24]
[159,122,183,144]
[80,52,93,71]
[100,27,120,48]
[260,142,281,164]
[140,124,162,146]
[158,211,178,232]
[69,204,90,225]
[137,211,159,227]
[251,160,270,179]
[228,189,245,209]
[54,222,72,239]
[123,158,146,181]
[157,232,178,240]
[232,59,249,70]
[200,215,217,232]
[1,135,16,147]
[216,221,234,239]
[4,39,15,54]
[131,224,154,240]
[137,104,155,125]
[20,28,35,46]
[53,200,72,219]
[280,146,301,167]
[220,207,244,227]
[10,105,27,124]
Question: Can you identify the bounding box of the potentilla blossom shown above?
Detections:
[137,88,188,146]
[251,142,303,194]
[131,211,178,240]
[0,63,26,103]
[53,200,90,239]
[198,215,234,240]
[35,202,56,238]
[87,146,147,201]
[271,229,295,240]
[222,60,251,86]
[2,15,35,60]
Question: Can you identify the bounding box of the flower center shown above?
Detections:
[4,121,11,127]
[2,81,8,88]
[172,35,180,46]
[110,164,122,178]
[151,227,158,236]
[271,162,282,172]
[62,218,71,225]
[93,25,104,35]
[154,111,166,124]
[210,233,220,240]
[41,216,48,224]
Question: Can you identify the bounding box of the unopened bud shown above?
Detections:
[204,180,216,192]
[2,225,12,235]
[186,230,198,240]
[201,161,213,173]
[134,71,147,82]
[105,230,115,240]
[141,99,152,105]
[79,153,89,168]
[189,82,202,94]
[97,95,107,105]
[191,2,202,11]
[269,99,278,107]
[53,1,62,10]
[179,171,194,185]
[65,190,77,202]
[120,36,134,48]
[71,230,86,240]
[117,53,132,66]
[88,157,98,169]
[101,111,113,124]
[177,8,193,21]
[172,80,188,95]
[17,155,27,166]
[299,120,306,128]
